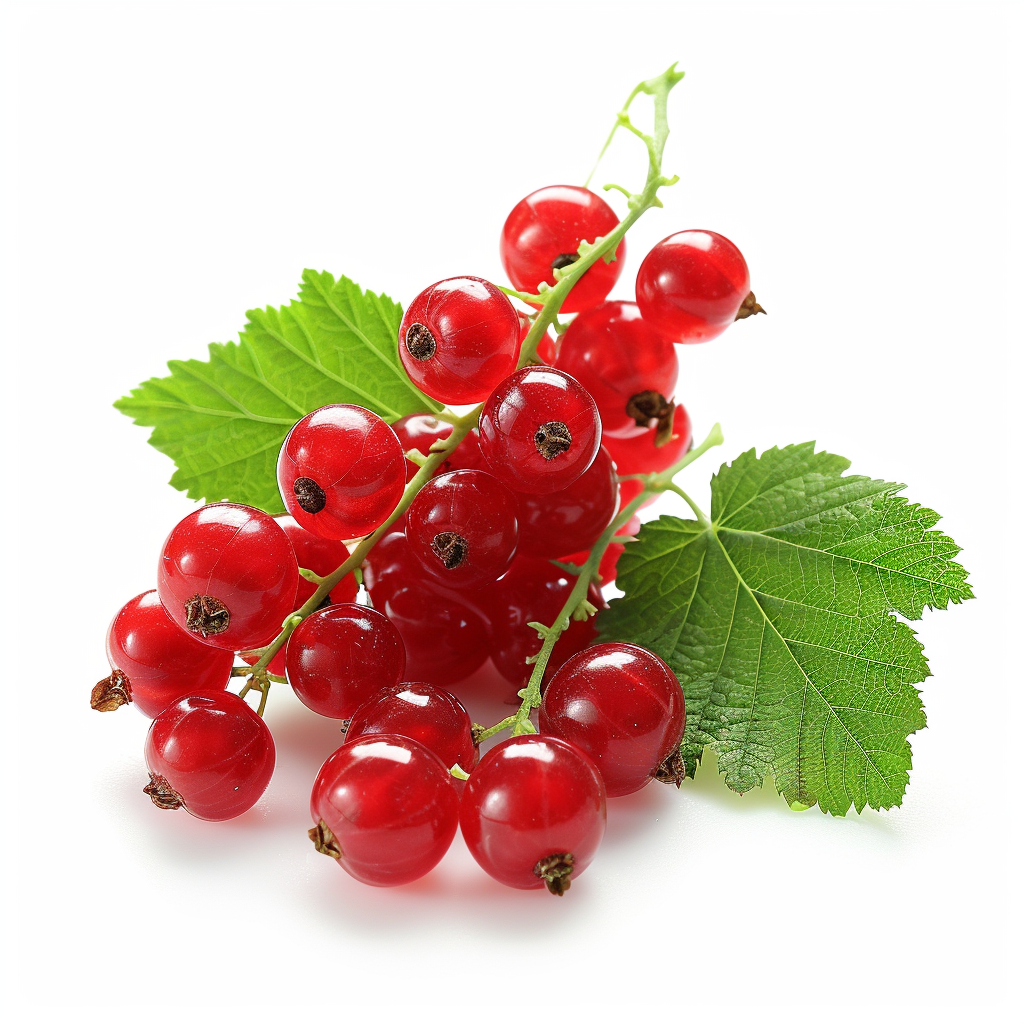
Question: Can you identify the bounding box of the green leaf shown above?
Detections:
[115,270,440,512]
[599,443,973,815]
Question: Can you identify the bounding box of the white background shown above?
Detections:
[1,2,1020,1021]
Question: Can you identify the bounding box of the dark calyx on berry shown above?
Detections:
[90,669,132,712]
[431,531,469,570]
[551,252,579,271]
[735,291,766,320]
[534,852,575,896]
[309,819,342,859]
[293,476,327,515]
[144,772,183,810]
[654,749,687,788]
[534,421,572,461]
[625,389,677,447]
[405,322,437,361]
[184,593,231,637]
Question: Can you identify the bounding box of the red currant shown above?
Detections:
[603,402,692,479]
[555,301,679,439]
[540,642,686,796]
[398,277,519,405]
[479,366,601,495]
[277,404,406,541]
[345,683,476,772]
[445,428,485,472]
[560,514,641,585]
[636,230,757,343]
[157,503,298,651]
[517,311,557,365]
[309,735,460,887]
[391,413,454,482]
[485,557,601,691]
[241,517,358,676]
[460,735,606,894]
[143,691,275,820]
[95,590,233,717]
[285,603,406,719]
[515,445,618,559]
[500,185,625,314]
[406,469,519,588]
[364,531,490,686]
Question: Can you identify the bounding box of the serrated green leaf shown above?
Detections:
[115,270,440,512]
[599,443,973,815]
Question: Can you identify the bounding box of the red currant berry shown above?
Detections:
[143,692,275,820]
[603,402,692,479]
[485,557,601,691]
[500,186,625,314]
[391,413,454,482]
[94,590,233,717]
[460,735,606,894]
[345,683,476,772]
[157,503,298,651]
[398,277,519,405]
[445,428,486,472]
[309,735,460,887]
[285,603,406,719]
[406,469,519,588]
[515,445,618,559]
[277,404,406,541]
[636,230,758,344]
[241,517,358,676]
[479,367,601,495]
[517,311,557,365]
[540,642,685,796]
[364,531,490,686]
[561,514,641,585]
[555,301,679,440]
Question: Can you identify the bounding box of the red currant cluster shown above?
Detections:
[94,182,760,895]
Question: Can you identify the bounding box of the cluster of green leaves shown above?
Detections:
[599,444,972,815]
[116,270,438,514]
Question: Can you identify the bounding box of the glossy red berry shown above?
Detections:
[460,735,606,894]
[241,517,358,676]
[157,503,298,652]
[391,413,454,482]
[604,402,692,480]
[561,514,641,585]
[555,301,679,439]
[309,735,460,887]
[406,469,519,588]
[485,557,601,691]
[515,445,618,559]
[277,404,406,541]
[95,590,233,717]
[517,311,557,365]
[500,186,625,314]
[364,531,490,686]
[398,277,519,405]
[285,603,406,719]
[636,230,755,344]
[540,642,686,796]
[445,428,486,473]
[345,683,476,772]
[479,366,601,495]
[143,692,276,821]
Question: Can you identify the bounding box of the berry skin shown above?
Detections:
[398,277,520,405]
[285,604,406,719]
[95,590,233,717]
[479,366,602,495]
[540,642,686,796]
[515,445,619,559]
[561,514,641,585]
[241,517,358,676]
[143,692,276,820]
[364,530,490,686]
[555,301,679,439]
[391,413,455,482]
[157,503,298,652]
[500,186,625,314]
[277,404,406,541]
[345,683,477,772]
[636,230,756,344]
[460,735,606,894]
[604,401,692,501]
[309,735,460,887]
[406,469,519,588]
